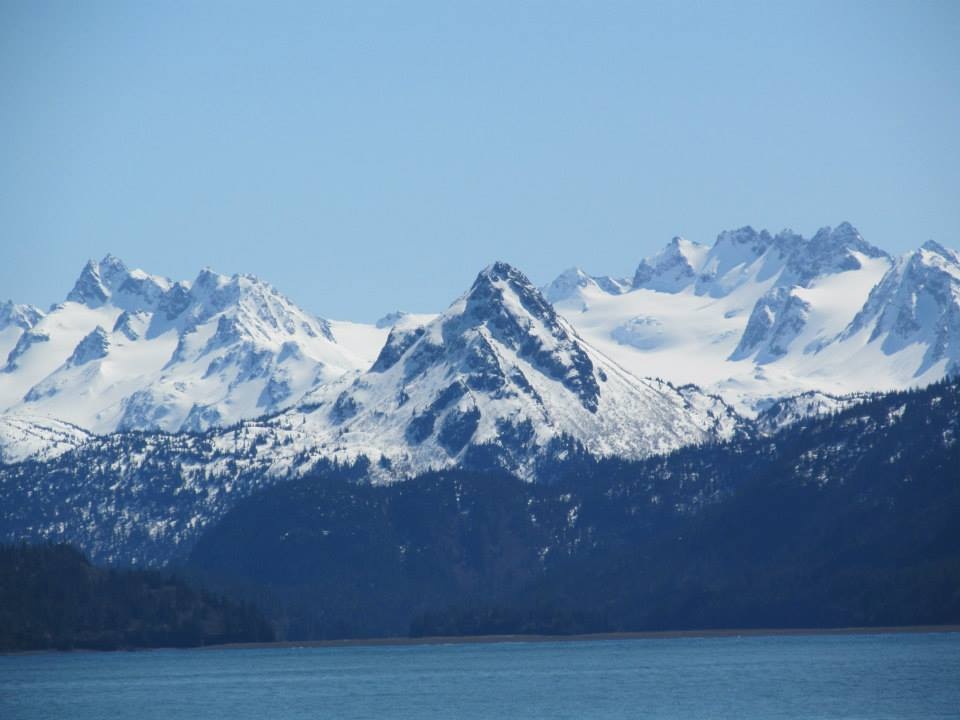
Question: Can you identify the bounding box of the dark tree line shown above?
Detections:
[0,543,274,651]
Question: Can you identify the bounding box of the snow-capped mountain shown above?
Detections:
[0,262,751,563]
[175,262,744,482]
[542,268,630,304]
[0,256,741,473]
[3,222,956,466]
[0,255,394,442]
[547,222,958,412]
[839,240,960,378]
[2,236,956,565]
[267,262,743,478]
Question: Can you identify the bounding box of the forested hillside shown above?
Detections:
[187,378,960,639]
[0,543,274,651]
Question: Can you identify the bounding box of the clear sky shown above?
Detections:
[2,1,958,321]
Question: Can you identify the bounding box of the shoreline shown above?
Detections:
[199,624,960,652]
[5,624,958,657]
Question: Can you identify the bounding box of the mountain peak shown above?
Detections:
[811,221,856,242]
[65,254,132,303]
[66,260,110,306]
[542,267,592,303]
[291,260,744,478]
[788,223,888,286]
[715,226,772,248]
[98,253,129,280]
[543,268,628,303]
[834,237,959,374]
[464,262,553,318]
[920,240,960,265]
[192,267,226,293]
[442,262,602,412]
[474,261,525,285]
[633,235,707,292]
[808,222,886,257]
[463,262,555,324]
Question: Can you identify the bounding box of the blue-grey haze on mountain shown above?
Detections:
[1,0,958,321]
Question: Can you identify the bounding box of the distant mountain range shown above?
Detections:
[0,256,396,445]
[0,222,957,472]
[2,223,958,641]
[545,223,960,412]
[0,263,747,567]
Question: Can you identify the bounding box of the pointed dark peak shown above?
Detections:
[464,261,558,328]
[632,236,703,291]
[66,259,109,306]
[377,261,601,412]
[472,261,531,289]
[98,253,129,284]
[449,262,600,412]
[65,254,136,307]
[193,267,224,291]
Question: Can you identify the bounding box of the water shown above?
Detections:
[2,632,959,719]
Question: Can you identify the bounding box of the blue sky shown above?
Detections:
[2,1,958,321]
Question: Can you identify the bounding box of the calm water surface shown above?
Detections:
[2,632,959,719]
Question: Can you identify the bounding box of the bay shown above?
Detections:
[2,632,959,719]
